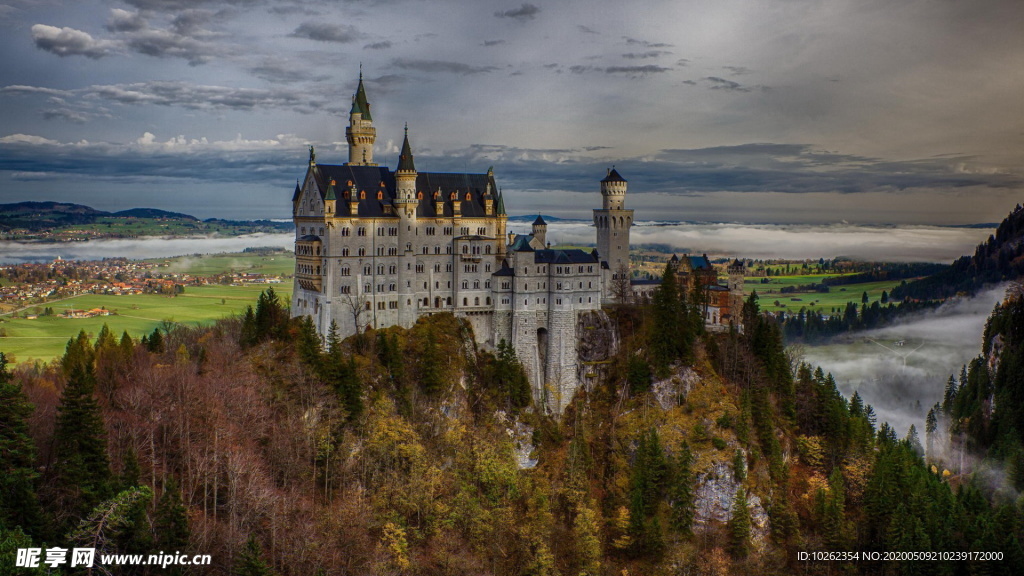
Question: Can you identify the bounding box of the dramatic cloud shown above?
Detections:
[31,24,118,59]
[391,58,499,75]
[290,22,362,44]
[494,3,540,21]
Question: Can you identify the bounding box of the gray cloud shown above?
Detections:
[391,58,498,75]
[482,40,506,47]
[364,40,392,50]
[41,108,89,123]
[623,36,672,48]
[31,24,118,59]
[495,3,540,21]
[605,65,670,75]
[702,76,767,93]
[290,22,362,43]
[122,27,220,65]
[106,9,147,33]
[622,51,669,59]
[722,65,752,76]
[577,25,598,34]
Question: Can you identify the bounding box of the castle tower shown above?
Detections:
[396,126,418,328]
[532,215,547,247]
[594,168,634,301]
[727,258,746,328]
[345,71,377,166]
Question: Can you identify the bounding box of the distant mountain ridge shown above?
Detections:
[893,204,1024,300]
[0,201,291,234]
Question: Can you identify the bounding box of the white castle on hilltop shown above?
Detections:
[291,74,636,411]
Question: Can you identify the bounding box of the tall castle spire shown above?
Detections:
[346,70,376,165]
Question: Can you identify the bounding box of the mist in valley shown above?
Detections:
[801,284,1008,439]
[0,233,295,264]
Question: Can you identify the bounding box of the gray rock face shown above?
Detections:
[576,310,618,399]
[693,459,769,548]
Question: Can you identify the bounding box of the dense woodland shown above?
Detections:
[1,276,1023,575]
[893,204,1024,301]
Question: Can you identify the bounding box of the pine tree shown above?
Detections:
[649,263,687,377]
[51,333,112,528]
[728,487,751,558]
[234,536,275,576]
[0,352,44,537]
[494,339,531,409]
[668,441,695,534]
[239,305,258,348]
[154,477,190,555]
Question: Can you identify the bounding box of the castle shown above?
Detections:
[291,74,739,411]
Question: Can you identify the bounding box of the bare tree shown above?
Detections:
[610,262,633,304]
[342,293,370,336]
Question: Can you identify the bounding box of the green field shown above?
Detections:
[146,252,295,276]
[748,273,905,313]
[0,284,291,365]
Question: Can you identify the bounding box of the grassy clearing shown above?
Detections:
[748,273,904,314]
[0,284,291,365]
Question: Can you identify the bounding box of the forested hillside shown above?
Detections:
[893,204,1024,301]
[1,279,1021,575]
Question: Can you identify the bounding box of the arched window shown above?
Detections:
[485,245,491,254]
[434,191,440,200]
[486,297,491,305]
[359,190,366,199]
[450,192,457,200]
[463,298,468,306]
[462,245,469,254]
[377,190,383,200]
[465,192,471,201]
[417,191,423,200]
[474,297,480,305]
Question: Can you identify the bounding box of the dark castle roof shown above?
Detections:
[533,248,599,265]
[309,164,501,218]
[601,168,626,183]
[533,215,547,226]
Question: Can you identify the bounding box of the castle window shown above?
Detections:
[486,297,491,305]
[461,281,468,289]
[319,227,324,235]
[315,266,320,275]
[301,227,306,234]
[465,192,471,201]
[340,285,351,294]
[415,264,424,273]
[463,298,468,306]
[342,227,350,236]
[359,248,366,256]
[417,191,423,200]
[365,283,371,292]
[434,264,441,272]
[473,281,480,289]
[364,265,371,275]
[377,191,383,200]
[358,227,366,236]
[423,297,429,306]
[462,245,469,254]
[341,267,350,276]
[377,265,384,274]
[423,247,428,254]
[450,192,457,200]
[360,191,366,199]
[366,302,371,310]
[434,191,440,200]
[485,264,491,272]
[389,284,396,291]
[485,246,491,255]
[474,297,480,305]
[435,246,441,254]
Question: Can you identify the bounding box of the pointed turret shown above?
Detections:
[397,124,416,172]
[395,124,418,221]
[346,71,376,165]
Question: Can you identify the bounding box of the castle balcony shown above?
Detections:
[460,254,482,262]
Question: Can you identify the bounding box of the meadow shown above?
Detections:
[146,252,294,276]
[746,273,906,314]
[0,284,290,365]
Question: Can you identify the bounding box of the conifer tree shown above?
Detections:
[668,441,695,534]
[494,339,531,409]
[0,352,44,537]
[235,536,275,576]
[649,263,687,377]
[728,487,751,558]
[154,477,190,555]
[239,305,258,348]
[51,332,112,528]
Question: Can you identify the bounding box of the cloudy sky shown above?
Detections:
[1,0,1023,224]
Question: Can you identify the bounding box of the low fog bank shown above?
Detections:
[801,284,1008,438]
[0,234,295,264]
[510,220,992,263]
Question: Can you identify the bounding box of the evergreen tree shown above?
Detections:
[239,305,258,348]
[493,340,531,409]
[294,315,322,367]
[51,333,112,528]
[649,263,687,377]
[0,352,44,537]
[147,327,164,353]
[154,477,190,555]
[234,536,275,576]
[254,287,287,341]
[728,487,751,558]
[417,326,444,395]
[627,428,666,555]
[667,441,695,534]
[626,354,652,395]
